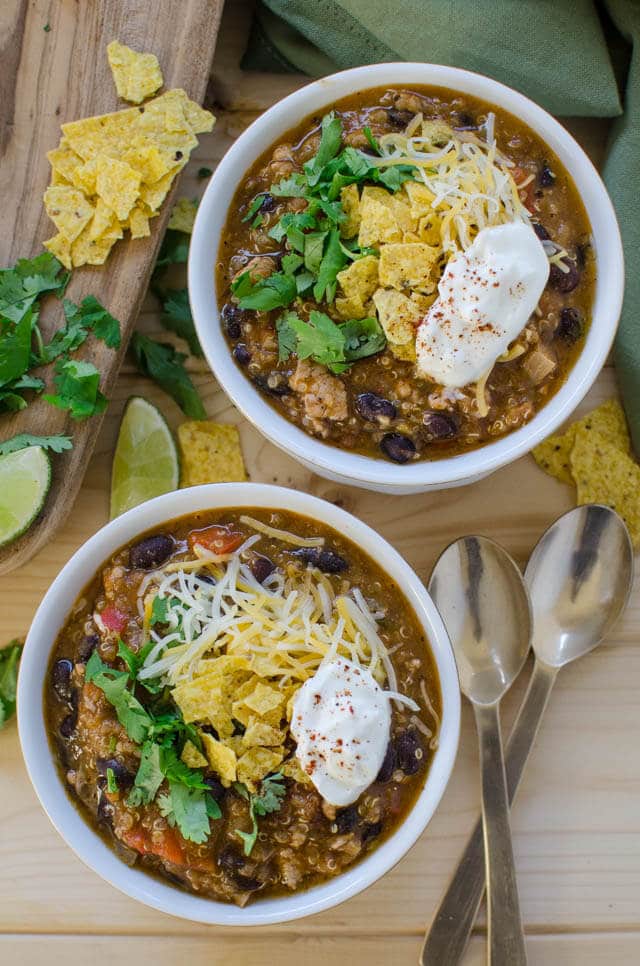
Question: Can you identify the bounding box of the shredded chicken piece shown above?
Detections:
[289,359,348,422]
[523,345,556,384]
[233,256,277,283]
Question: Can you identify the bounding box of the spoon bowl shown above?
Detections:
[525,503,633,667]
[430,535,532,705]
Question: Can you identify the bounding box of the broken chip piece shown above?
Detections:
[107,40,163,105]
[532,399,631,485]
[570,427,640,545]
[178,421,247,487]
[168,197,198,234]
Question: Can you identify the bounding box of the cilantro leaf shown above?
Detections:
[304,231,328,274]
[0,252,68,325]
[0,375,45,412]
[197,167,212,179]
[159,288,203,358]
[270,172,307,198]
[305,112,343,186]
[312,229,347,303]
[363,126,381,154]
[106,768,118,793]
[127,741,164,806]
[43,358,108,420]
[276,314,298,363]
[164,782,212,843]
[232,270,297,312]
[150,595,171,626]
[131,333,206,419]
[276,310,386,373]
[281,253,304,276]
[341,316,387,361]
[286,309,346,371]
[268,211,317,248]
[0,434,72,456]
[0,308,35,387]
[0,640,23,730]
[242,194,266,223]
[85,651,152,744]
[36,296,120,365]
[234,774,285,856]
[160,744,210,790]
[377,164,418,191]
[154,229,189,271]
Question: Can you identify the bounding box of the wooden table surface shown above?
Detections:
[1,4,639,964]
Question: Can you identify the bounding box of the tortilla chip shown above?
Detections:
[280,755,312,785]
[43,232,72,270]
[107,40,163,105]
[358,198,402,248]
[570,427,640,545]
[362,186,415,231]
[181,740,208,769]
[336,255,379,304]
[47,139,84,183]
[123,144,172,184]
[241,682,283,717]
[378,242,438,294]
[89,198,123,241]
[533,400,630,485]
[372,287,423,346]
[126,205,151,239]
[236,746,284,786]
[201,733,237,786]
[389,340,417,362]
[340,183,361,238]
[335,294,366,320]
[43,186,94,243]
[168,197,197,234]
[242,716,284,749]
[70,223,117,267]
[178,421,247,487]
[95,156,141,221]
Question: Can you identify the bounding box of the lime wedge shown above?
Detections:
[0,446,51,548]
[110,396,179,518]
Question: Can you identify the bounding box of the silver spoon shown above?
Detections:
[421,505,633,966]
[429,535,531,966]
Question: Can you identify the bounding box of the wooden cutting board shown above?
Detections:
[0,0,224,575]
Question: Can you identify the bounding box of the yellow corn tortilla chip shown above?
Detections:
[201,733,237,786]
[43,186,94,243]
[123,144,173,184]
[70,223,117,267]
[570,427,640,545]
[95,156,142,221]
[403,180,437,216]
[126,205,151,239]
[43,233,72,270]
[107,40,163,105]
[378,242,438,294]
[242,682,283,717]
[335,294,366,320]
[71,158,98,196]
[362,186,415,232]
[532,399,631,485]
[280,755,312,785]
[236,746,284,786]
[340,183,361,238]
[178,421,247,487]
[372,287,423,345]
[358,198,402,248]
[242,716,284,749]
[181,740,208,769]
[389,340,417,362]
[336,254,379,304]
[89,198,122,241]
[47,139,84,183]
[168,197,197,234]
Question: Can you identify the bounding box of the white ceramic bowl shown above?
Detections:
[18,483,460,925]
[190,62,624,494]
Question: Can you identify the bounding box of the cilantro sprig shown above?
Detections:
[131,333,205,420]
[277,310,386,373]
[234,774,286,856]
[0,640,23,730]
[0,433,72,456]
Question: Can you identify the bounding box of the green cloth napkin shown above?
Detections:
[244,0,640,453]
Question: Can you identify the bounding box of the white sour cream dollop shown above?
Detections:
[415,222,549,388]
[291,658,391,807]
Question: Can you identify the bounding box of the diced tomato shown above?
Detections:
[122,825,185,866]
[188,525,244,555]
[100,605,128,634]
[510,164,536,212]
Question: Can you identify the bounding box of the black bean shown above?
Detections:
[221,303,246,340]
[233,344,251,366]
[59,711,77,738]
[218,844,245,873]
[361,820,384,843]
[97,792,114,825]
[538,164,556,188]
[422,411,458,440]
[235,873,263,891]
[555,307,583,344]
[252,373,291,397]
[334,805,359,833]
[249,554,276,583]
[96,758,134,788]
[576,242,589,269]
[532,221,550,241]
[395,729,423,776]
[376,741,397,783]
[129,534,174,570]
[260,193,277,213]
[204,773,225,800]
[291,547,348,573]
[380,433,416,464]
[549,259,581,294]
[355,392,397,423]
[387,108,414,129]
[77,634,98,663]
[52,659,74,703]
[454,111,476,129]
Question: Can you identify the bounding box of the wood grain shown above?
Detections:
[1,3,637,963]
[0,0,223,574]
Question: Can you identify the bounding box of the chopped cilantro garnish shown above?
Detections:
[156,287,203,358]
[277,309,385,373]
[234,774,286,856]
[127,741,164,806]
[158,782,221,844]
[0,434,72,456]
[36,296,121,364]
[0,640,22,730]
[242,194,266,223]
[150,595,171,626]
[363,125,380,154]
[43,358,108,420]
[197,167,212,179]
[232,270,297,312]
[251,213,264,229]
[154,229,189,270]
[85,651,152,744]
[0,252,68,325]
[106,767,118,794]
[131,333,206,419]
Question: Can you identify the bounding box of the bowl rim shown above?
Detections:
[189,61,624,488]
[18,482,460,926]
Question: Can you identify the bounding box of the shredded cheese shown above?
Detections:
[239,515,324,547]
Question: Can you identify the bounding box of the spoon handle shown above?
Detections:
[420,660,557,965]
[473,702,527,965]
